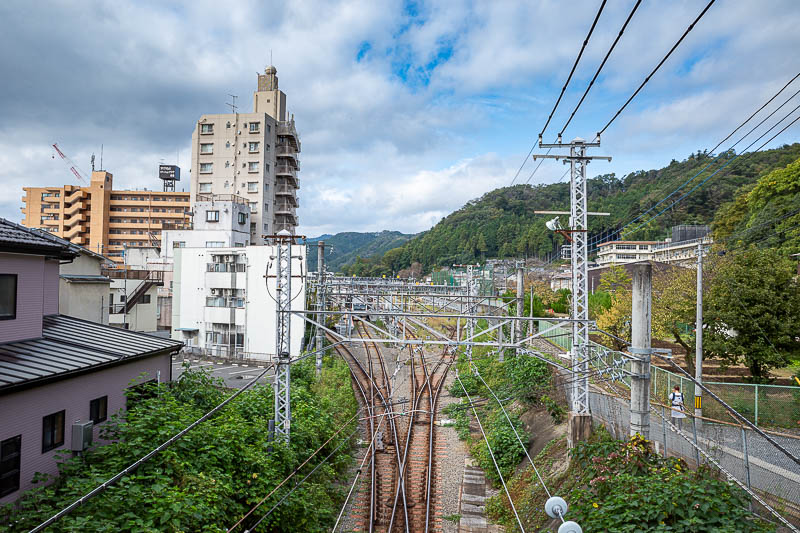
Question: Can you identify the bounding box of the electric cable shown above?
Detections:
[597,0,717,136]
[455,371,527,533]
[540,0,608,140]
[558,0,643,137]
[28,362,276,533]
[522,147,552,184]
[228,410,360,532]
[621,105,800,236]
[472,367,555,500]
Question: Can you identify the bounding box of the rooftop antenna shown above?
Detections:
[270,49,273,65]
[90,153,95,171]
[226,94,238,114]
[100,144,104,171]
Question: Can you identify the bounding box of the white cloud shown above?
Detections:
[1,0,799,238]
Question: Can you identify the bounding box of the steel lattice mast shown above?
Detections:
[273,233,293,442]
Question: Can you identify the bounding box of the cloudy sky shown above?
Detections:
[1,0,799,237]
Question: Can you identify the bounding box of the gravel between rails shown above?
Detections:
[436,370,469,533]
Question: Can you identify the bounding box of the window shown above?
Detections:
[250,222,256,233]
[200,123,214,134]
[265,163,270,173]
[0,274,17,320]
[247,182,258,192]
[200,143,213,154]
[225,140,231,148]
[248,202,258,213]
[265,143,270,152]
[0,435,21,497]
[263,223,269,231]
[264,202,270,212]
[90,396,108,424]
[199,163,213,174]
[225,161,230,168]
[140,294,151,304]
[249,142,259,153]
[267,124,271,132]
[249,122,260,133]
[226,121,231,129]
[238,212,247,224]
[42,410,65,453]
[205,241,224,248]
[639,245,650,250]
[206,210,220,222]
[173,241,185,249]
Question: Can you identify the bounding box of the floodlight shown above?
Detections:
[545,217,562,232]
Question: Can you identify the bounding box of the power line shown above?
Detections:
[228,410,360,532]
[28,362,276,533]
[522,147,551,184]
[597,0,717,137]
[510,144,537,185]
[621,104,800,237]
[539,0,608,140]
[558,0,643,137]
[455,371,527,533]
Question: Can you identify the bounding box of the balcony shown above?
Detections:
[277,121,301,152]
[196,193,248,205]
[63,224,86,239]
[64,202,84,216]
[274,202,296,216]
[275,164,296,176]
[65,189,86,203]
[275,144,297,157]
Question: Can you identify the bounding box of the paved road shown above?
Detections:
[171,357,273,389]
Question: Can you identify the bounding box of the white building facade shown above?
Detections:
[171,245,306,361]
[190,66,300,244]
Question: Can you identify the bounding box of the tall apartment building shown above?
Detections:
[190,65,300,244]
[21,171,190,263]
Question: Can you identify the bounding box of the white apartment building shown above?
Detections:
[161,194,251,262]
[651,235,713,267]
[596,241,659,266]
[190,66,300,244]
[171,245,306,360]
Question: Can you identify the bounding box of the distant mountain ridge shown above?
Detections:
[304,230,416,271]
[340,143,800,276]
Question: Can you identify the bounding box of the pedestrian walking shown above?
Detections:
[669,385,687,430]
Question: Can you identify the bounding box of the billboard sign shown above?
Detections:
[159,165,180,181]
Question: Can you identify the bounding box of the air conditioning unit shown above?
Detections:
[71,420,93,452]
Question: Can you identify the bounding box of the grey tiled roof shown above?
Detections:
[0,218,77,258]
[0,315,183,393]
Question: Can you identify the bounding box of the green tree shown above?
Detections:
[598,264,631,294]
[705,248,800,381]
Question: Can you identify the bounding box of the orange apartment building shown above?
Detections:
[21,170,189,263]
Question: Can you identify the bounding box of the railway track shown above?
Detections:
[330,321,455,533]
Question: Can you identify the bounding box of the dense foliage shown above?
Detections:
[1,357,358,533]
[342,144,800,275]
[713,156,800,255]
[487,430,775,533]
[445,323,559,484]
[304,230,415,272]
[704,248,800,380]
[567,433,773,532]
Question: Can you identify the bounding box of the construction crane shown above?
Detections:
[52,143,88,184]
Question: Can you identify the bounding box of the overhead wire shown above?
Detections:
[558,0,643,137]
[597,0,717,137]
[455,371,527,533]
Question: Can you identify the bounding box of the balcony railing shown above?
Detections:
[206,297,245,308]
[275,144,297,157]
[196,193,248,205]
[206,262,246,273]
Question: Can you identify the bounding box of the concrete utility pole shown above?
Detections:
[273,233,293,442]
[630,262,652,438]
[315,241,326,374]
[534,137,611,447]
[515,262,524,357]
[694,242,704,423]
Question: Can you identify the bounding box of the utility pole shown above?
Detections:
[515,261,524,357]
[315,241,326,374]
[534,137,611,447]
[273,232,293,442]
[694,242,704,424]
[630,262,652,438]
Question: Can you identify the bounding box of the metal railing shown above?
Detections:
[205,296,245,308]
[195,193,248,205]
[206,262,246,273]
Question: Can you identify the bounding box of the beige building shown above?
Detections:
[190,65,300,244]
[21,171,190,263]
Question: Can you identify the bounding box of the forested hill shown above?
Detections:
[304,230,416,271]
[342,143,800,276]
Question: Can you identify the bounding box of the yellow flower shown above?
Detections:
[593,503,599,508]
[252,473,258,479]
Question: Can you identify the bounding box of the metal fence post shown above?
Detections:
[754,384,759,426]
[741,426,753,512]
[662,406,668,457]
[691,416,701,467]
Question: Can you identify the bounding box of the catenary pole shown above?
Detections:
[315,240,326,374]
[694,242,704,424]
[630,262,652,438]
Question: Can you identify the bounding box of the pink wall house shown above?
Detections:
[0,219,182,504]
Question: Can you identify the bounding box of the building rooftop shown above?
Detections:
[597,240,660,247]
[0,218,78,259]
[0,315,182,395]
